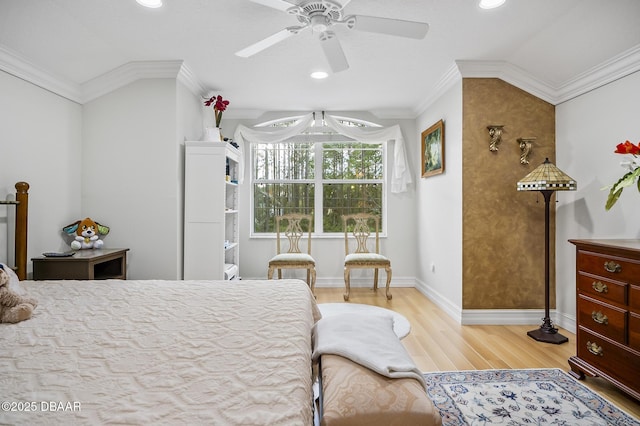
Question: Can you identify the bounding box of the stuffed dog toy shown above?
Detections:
[0,264,37,324]
[63,217,110,250]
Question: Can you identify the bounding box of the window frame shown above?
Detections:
[250,138,387,238]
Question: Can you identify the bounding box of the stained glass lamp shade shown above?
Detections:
[517,158,577,191]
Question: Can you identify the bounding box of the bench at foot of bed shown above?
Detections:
[319,354,442,426]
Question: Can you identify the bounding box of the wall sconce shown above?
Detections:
[487,125,504,152]
[517,137,535,164]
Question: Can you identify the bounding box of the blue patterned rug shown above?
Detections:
[423,369,639,425]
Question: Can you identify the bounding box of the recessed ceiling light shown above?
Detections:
[136,0,163,8]
[310,71,329,79]
[479,0,506,9]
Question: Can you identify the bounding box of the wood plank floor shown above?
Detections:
[314,286,640,419]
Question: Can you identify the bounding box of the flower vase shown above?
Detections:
[204,127,222,142]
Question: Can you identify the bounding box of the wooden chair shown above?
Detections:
[268,214,316,295]
[342,213,392,301]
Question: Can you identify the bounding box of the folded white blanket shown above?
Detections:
[312,312,426,388]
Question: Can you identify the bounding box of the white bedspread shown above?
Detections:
[0,279,320,425]
[312,312,426,388]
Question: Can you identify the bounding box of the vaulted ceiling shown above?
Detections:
[1,0,639,117]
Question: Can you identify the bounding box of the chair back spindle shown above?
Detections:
[277,214,312,255]
[343,214,380,256]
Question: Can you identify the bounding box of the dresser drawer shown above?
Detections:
[577,328,640,390]
[577,295,627,344]
[577,250,640,283]
[630,312,640,352]
[577,272,627,305]
[630,284,640,310]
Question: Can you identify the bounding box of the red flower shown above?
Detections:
[614,140,640,155]
[606,139,640,210]
[204,95,230,127]
[205,95,229,111]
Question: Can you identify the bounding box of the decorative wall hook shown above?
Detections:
[487,125,504,152]
[517,137,536,164]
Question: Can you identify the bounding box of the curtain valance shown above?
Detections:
[233,113,411,193]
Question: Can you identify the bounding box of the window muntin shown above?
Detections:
[252,139,385,235]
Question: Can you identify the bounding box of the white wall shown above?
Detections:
[414,82,464,318]
[223,112,420,286]
[555,70,640,329]
[0,70,82,273]
[82,78,203,280]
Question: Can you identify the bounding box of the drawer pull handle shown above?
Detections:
[591,311,608,325]
[604,261,622,273]
[591,281,608,293]
[587,341,603,356]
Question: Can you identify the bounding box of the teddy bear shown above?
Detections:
[63,217,110,250]
[0,264,38,324]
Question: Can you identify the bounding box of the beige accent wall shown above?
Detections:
[462,78,556,309]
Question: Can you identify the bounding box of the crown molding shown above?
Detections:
[554,44,640,104]
[414,63,462,116]
[371,108,422,120]
[82,60,208,103]
[3,40,639,110]
[176,63,209,99]
[0,44,209,104]
[0,44,83,103]
[455,44,640,106]
[456,60,557,104]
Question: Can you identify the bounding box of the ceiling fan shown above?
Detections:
[235,0,429,73]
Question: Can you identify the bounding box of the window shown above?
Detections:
[251,123,385,234]
[253,142,316,233]
[321,142,384,232]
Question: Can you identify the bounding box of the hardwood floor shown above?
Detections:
[314,286,640,419]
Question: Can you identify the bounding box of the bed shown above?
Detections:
[1,182,321,425]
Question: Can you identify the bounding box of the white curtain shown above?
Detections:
[233,113,412,193]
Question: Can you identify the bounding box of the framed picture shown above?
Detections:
[421,119,445,178]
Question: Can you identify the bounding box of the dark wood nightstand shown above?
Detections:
[32,248,129,280]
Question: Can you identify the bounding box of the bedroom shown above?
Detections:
[1,0,640,423]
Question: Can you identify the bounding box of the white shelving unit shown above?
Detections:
[184,141,240,280]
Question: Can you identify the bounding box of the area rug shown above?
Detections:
[423,368,639,425]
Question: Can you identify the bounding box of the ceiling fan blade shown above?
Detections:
[319,31,349,73]
[235,27,302,57]
[248,0,297,12]
[349,15,429,39]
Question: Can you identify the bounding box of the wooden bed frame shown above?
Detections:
[1,181,29,280]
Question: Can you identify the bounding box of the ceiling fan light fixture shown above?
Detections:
[310,71,329,79]
[310,14,329,32]
[479,0,506,9]
[136,0,163,8]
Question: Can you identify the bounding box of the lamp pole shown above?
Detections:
[527,189,568,344]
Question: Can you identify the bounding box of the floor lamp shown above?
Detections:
[517,158,576,344]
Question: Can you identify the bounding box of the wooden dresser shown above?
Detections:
[568,239,640,400]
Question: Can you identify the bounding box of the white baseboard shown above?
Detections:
[461,309,576,334]
[313,276,415,288]
[414,279,462,323]
[414,279,576,332]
